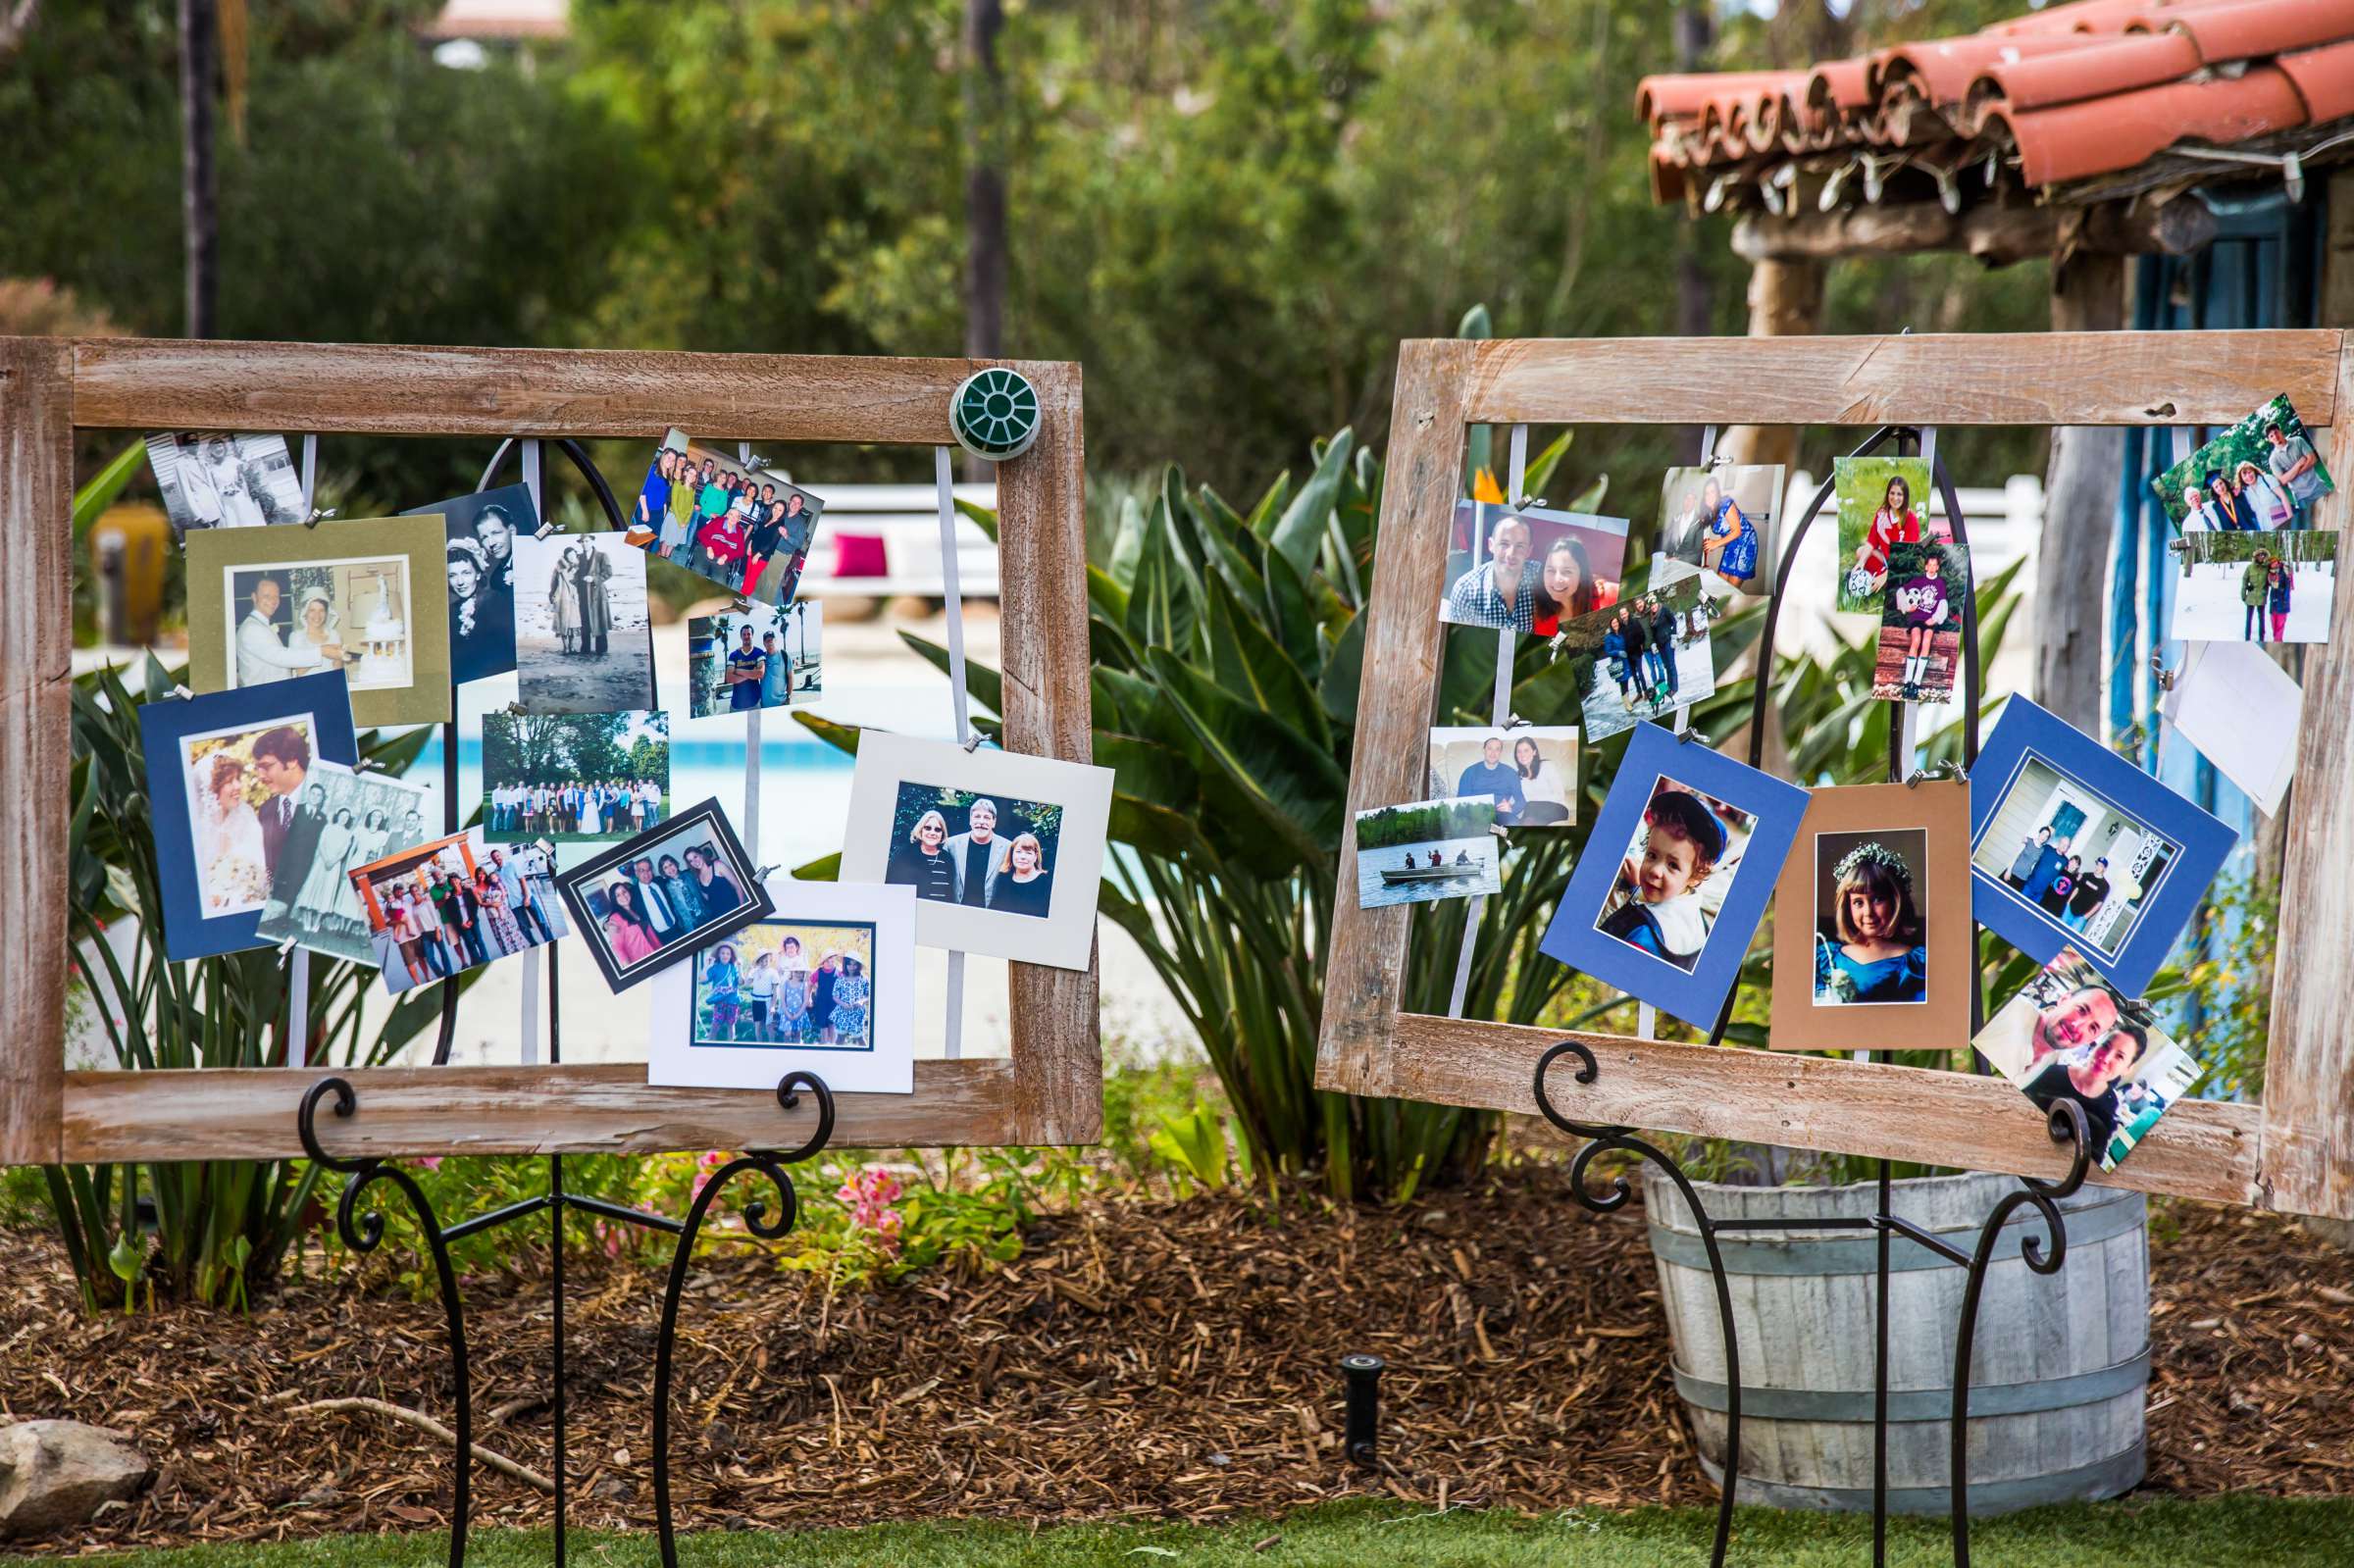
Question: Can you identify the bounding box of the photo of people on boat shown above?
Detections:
[1353,797,1501,910]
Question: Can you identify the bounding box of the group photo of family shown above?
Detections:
[1590,776,1757,975]
[1809,830,1928,1006]
[1547,570,1717,743]
[512,531,656,714]
[1425,726,1578,828]
[2171,529,2337,645]
[882,785,1062,920]
[480,710,671,843]
[689,918,876,1049]
[408,483,532,684]
[1871,541,1968,702]
[1351,796,1501,910]
[1972,755,2176,960]
[557,804,771,991]
[1655,462,1781,596]
[1437,500,1627,635]
[630,430,823,607]
[685,599,823,718]
[2152,393,2334,531]
[350,830,567,995]
[144,430,306,537]
[251,761,431,966]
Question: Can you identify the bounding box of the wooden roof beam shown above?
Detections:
[1732,196,2216,268]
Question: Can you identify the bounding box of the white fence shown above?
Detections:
[793,481,1000,600]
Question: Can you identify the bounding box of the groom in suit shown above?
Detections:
[252,726,315,891]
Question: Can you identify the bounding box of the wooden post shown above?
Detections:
[2033,252,2128,734]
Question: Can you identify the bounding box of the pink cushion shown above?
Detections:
[833,532,889,579]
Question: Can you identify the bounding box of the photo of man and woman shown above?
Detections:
[144,431,305,537]
[1871,541,1968,702]
[223,559,414,692]
[1972,754,2180,961]
[1546,569,1717,742]
[349,828,568,995]
[2171,530,2336,645]
[1973,948,2204,1173]
[1352,798,1501,909]
[480,711,671,844]
[512,531,656,714]
[1438,501,1627,635]
[253,760,430,966]
[404,484,533,684]
[555,802,772,992]
[1834,456,1948,613]
[686,599,823,718]
[1811,831,1927,1006]
[1592,778,1756,974]
[1657,463,1781,596]
[884,785,1061,920]
[1426,726,1578,828]
[691,919,875,1049]
[179,718,329,919]
[630,430,824,606]
[2152,393,2333,531]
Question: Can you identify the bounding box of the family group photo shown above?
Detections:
[2152,392,2334,531]
[407,483,533,684]
[350,829,567,995]
[1656,461,1781,595]
[513,531,656,714]
[1810,830,1928,1006]
[1871,540,1969,702]
[1438,500,1627,635]
[557,803,770,992]
[1351,797,1501,910]
[252,761,431,966]
[1590,776,1756,975]
[1972,756,2176,960]
[1425,726,1578,828]
[2171,529,2338,644]
[1972,947,2205,1174]
[480,710,671,844]
[689,918,876,1049]
[143,430,306,537]
[630,430,823,606]
[883,784,1062,920]
[685,599,823,718]
[1833,455,1951,613]
[1548,570,1717,741]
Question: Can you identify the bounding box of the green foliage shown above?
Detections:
[1148,1102,1234,1196]
[1355,798,1493,851]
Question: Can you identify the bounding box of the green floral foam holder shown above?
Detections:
[949,367,1041,462]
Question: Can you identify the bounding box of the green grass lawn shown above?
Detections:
[85,1497,2354,1568]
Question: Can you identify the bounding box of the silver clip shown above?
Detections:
[1675,727,1706,744]
[754,863,781,884]
[961,733,986,753]
[173,683,196,701]
[1511,495,1547,512]
[1906,759,1969,787]
[535,519,559,540]
[353,758,384,774]
[2151,652,2179,693]
[742,454,772,473]
[303,508,336,528]
[1503,714,1532,730]
[278,936,298,957]
[506,701,529,716]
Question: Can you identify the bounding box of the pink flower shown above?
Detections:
[837,1166,905,1256]
[416,1156,443,1173]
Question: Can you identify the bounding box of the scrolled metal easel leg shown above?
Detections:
[1949,1101,2090,1568]
[651,1071,837,1568]
[299,1078,474,1568]
[1535,1041,1742,1568]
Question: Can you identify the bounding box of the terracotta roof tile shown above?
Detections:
[1635,0,2354,200]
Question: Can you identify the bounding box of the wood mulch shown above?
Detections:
[0,1161,2348,1551]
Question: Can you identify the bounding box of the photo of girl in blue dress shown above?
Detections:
[1657,461,1782,596]
[1812,833,1927,1006]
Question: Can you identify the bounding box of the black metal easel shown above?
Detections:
[1529,425,2095,1568]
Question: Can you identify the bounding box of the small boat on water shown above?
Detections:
[1380,861,1485,886]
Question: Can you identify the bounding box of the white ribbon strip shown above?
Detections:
[1447,425,1531,1019]
[936,445,973,1060]
[518,439,545,1067]
[739,444,765,868]
[287,436,321,1063]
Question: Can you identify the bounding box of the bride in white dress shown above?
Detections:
[295,808,360,931]
[196,754,270,914]
[580,786,603,837]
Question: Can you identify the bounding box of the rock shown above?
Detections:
[0,1421,155,1541]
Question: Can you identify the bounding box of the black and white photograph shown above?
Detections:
[629,429,824,606]
[403,483,533,683]
[254,761,431,964]
[840,733,1115,970]
[1426,725,1578,828]
[348,827,569,996]
[480,711,671,843]
[143,431,306,537]
[513,531,656,714]
[1657,462,1781,596]
[554,799,774,993]
[686,598,822,718]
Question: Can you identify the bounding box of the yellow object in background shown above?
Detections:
[89,502,170,647]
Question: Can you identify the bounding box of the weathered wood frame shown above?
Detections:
[1316,329,2354,1222]
[0,336,1100,1164]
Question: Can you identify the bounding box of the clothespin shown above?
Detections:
[303,508,336,529]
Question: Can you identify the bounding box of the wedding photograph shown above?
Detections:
[1973,948,2206,1174]
[685,599,823,718]
[403,482,535,683]
[648,878,917,1094]
[480,711,671,844]
[2151,392,2333,531]
[183,515,451,727]
[1833,455,1946,613]
[1438,500,1627,635]
[143,430,306,537]
[629,429,824,606]
[1546,569,1716,742]
[1425,726,1578,828]
[555,799,774,992]
[1870,540,1969,702]
[1352,797,1501,909]
[253,760,431,966]
[348,827,569,996]
[1656,462,1781,596]
[2170,529,2336,644]
[137,673,360,962]
[840,733,1114,970]
[513,531,657,714]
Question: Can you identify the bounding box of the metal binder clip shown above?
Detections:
[1675,726,1706,744]
[1906,758,1968,787]
[1503,714,1532,730]
[753,864,782,885]
[173,683,195,701]
[353,758,384,774]
[278,936,298,957]
[742,454,771,472]
[1511,495,1547,512]
[506,701,529,716]
[535,518,559,539]
[961,732,986,753]
[2151,652,2179,693]
[303,508,336,528]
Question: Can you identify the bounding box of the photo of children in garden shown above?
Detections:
[1811,830,1928,1006]
[1591,778,1756,974]
[1834,455,1947,613]
[1656,462,1782,596]
[1871,540,1969,701]
[2151,393,2332,531]
[2171,530,2335,644]
[690,917,876,1049]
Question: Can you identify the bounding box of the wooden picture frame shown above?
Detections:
[1314,329,2354,1223]
[0,336,1098,1164]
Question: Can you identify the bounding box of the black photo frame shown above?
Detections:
[552,796,775,993]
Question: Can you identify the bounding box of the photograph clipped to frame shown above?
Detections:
[630,429,824,606]
[512,530,657,715]
[402,482,535,683]
[1352,798,1502,909]
[1656,462,1782,596]
[348,826,570,996]
[1545,566,1716,743]
[253,760,432,967]
[648,876,918,1094]
[1539,723,1809,1030]
[1832,455,1947,614]
[184,515,452,727]
[1426,726,1578,829]
[144,431,307,538]
[1973,947,2205,1173]
[2151,392,2332,531]
[1767,780,1972,1053]
[2170,530,2334,645]
[686,598,823,718]
[1970,697,2237,995]
[839,733,1116,971]
[481,710,671,844]
[555,798,775,994]
[1870,540,1969,702]
[1438,499,1628,636]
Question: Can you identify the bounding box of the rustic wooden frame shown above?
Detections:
[0,336,1099,1164]
[1316,329,2354,1222]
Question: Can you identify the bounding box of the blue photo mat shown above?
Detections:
[1968,696,2236,996]
[1539,722,1811,1030]
[136,672,360,961]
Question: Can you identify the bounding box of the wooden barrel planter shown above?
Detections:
[1642,1169,2148,1514]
